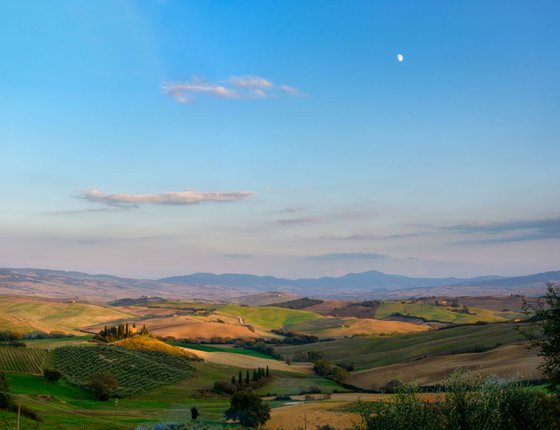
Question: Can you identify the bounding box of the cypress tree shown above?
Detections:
[266,366,269,378]
[231,376,236,385]
[245,370,250,385]
[252,369,257,382]
[238,371,243,386]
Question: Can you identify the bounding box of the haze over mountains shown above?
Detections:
[0,267,558,302]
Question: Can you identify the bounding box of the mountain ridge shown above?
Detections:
[1,267,558,301]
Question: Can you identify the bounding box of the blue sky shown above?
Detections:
[1,1,559,279]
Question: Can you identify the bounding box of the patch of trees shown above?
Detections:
[313,358,349,383]
[275,297,324,310]
[237,341,283,359]
[213,367,271,395]
[271,330,320,345]
[109,296,165,306]
[353,300,381,308]
[293,350,326,362]
[94,322,147,343]
[0,331,72,341]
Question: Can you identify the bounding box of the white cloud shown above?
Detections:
[161,79,237,103]
[162,75,301,103]
[229,75,272,89]
[279,84,301,96]
[81,189,255,207]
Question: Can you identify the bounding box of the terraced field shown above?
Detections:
[0,346,50,374]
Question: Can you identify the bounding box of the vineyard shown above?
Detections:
[54,345,195,396]
[0,346,50,374]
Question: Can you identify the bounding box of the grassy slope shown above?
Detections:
[288,317,429,337]
[277,323,525,370]
[174,343,277,359]
[375,301,507,323]
[346,343,542,389]
[0,296,137,334]
[219,304,323,330]
[115,335,198,359]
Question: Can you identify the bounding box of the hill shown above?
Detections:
[114,335,199,359]
[54,345,195,396]
[0,296,138,334]
[276,322,527,370]
[346,343,542,389]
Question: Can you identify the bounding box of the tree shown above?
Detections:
[522,282,560,395]
[43,368,62,382]
[224,391,270,428]
[0,371,11,409]
[87,373,119,401]
[191,406,199,421]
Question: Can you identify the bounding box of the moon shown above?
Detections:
[397,54,404,62]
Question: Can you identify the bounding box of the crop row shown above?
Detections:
[54,345,194,396]
[0,347,49,374]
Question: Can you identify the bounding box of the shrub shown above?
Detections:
[359,372,560,430]
[43,368,62,382]
[86,372,119,401]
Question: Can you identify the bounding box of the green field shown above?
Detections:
[2,359,311,429]
[276,322,525,370]
[55,345,195,396]
[0,346,51,374]
[375,301,510,323]
[220,304,323,329]
[174,343,277,359]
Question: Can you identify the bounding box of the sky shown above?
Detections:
[1,1,559,279]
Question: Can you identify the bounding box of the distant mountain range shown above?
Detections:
[0,267,558,302]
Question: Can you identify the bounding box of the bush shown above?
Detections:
[359,372,560,430]
[43,368,62,382]
[86,372,119,401]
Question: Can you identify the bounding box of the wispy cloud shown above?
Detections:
[223,253,253,259]
[162,75,301,103]
[229,75,272,89]
[321,232,431,241]
[446,216,560,244]
[308,252,390,261]
[81,189,255,208]
[276,217,317,226]
[46,207,131,215]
